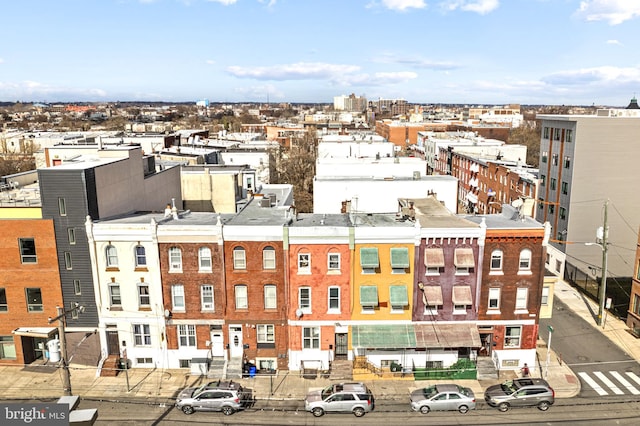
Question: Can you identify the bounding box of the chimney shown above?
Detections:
[171,198,179,220]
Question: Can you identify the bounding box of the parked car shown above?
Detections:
[410,383,476,414]
[305,382,374,417]
[484,378,555,412]
[176,380,253,415]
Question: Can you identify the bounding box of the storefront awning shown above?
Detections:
[352,324,416,349]
[452,286,473,305]
[390,247,410,269]
[424,248,445,267]
[360,248,379,268]
[414,323,481,348]
[454,248,475,268]
[422,286,443,306]
[389,285,408,306]
[12,327,57,339]
[360,286,379,306]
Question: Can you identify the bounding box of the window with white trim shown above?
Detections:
[328,287,340,313]
[133,324,151,346]
[198,247,212,271]
[106,245,118,268]
[505,326,522,348]
[298,253,310,274]
[488,288,501,310]
[299,287,311,313]
[257,324,275,343]
[235,285,248,309]
[169,247,182,272]
[233,247,246,270]
[328,253,340,271]
[490,249,503,272]
[138,284,150,307]
[68,228,76,245]
[201,285,214,311]
[515,287,528,310]
[135,245,146,267]
[519,249,532,272]
[171,284,185,311]
[302,327,320,349]
[264,285,277,309]
[178,324,196,347]
[109,284,121,307]
[58,197,67,216]
[25,287,43,312]
[541,286,550,306]
[263,246,276,270]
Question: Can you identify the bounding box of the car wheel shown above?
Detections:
[538,401,551,411]
[312,407,324,417]
[221,406,235,416]
[353,407,365,417]
[420,405,430,414]
[181,405,194,415]
[498,402,510,412]
[458,405,469,414]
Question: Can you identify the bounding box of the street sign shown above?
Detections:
[547,325,554,333]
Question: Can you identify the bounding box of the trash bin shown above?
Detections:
[249,366,257,378]
[47,339,61,363]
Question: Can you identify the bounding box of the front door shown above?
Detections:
[335,333,348,359]
[210,327,224,357]
[106,329,120,355]
[229,325,243,358]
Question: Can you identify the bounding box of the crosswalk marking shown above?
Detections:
[625,372,640,387]
[610,372,640,395]
[578,372,608,395]
[593,371,624,395]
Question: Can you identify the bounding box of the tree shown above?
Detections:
[508,120,541,167]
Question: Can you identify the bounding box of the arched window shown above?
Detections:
[135,245,146,267]
[490,249,503,271]
[263,246,276,269]
[106,245,118,268]
[199,247,212,271]
[519,249,532,271]
[233,247,246,270]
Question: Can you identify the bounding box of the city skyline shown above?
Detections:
[1,0,639,106]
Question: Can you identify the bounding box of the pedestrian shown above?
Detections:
[521,363,530,377]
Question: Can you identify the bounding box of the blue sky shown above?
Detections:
[1,0,639,106]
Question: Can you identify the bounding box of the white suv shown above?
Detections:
[176,380,253,416]
[305,382,375,417]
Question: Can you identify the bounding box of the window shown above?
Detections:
[633,294,640,316]
[169,247,182,272]
[298,253,310,274]
[25,288,43,312]
[0,336,16,360]
[328,287,340,313]
[70,302,79,319]
[425,248,445,275]
[262,285,277,309]
[68,228,76,245]
[137,358,153,365]
[302,327,320,349]
[58,197,66,216]
[233,247,246,270]
[201,285,214,311]
[19,238,37,264]
[106,245,118,268]
[566,129,573,142]
[541,151,547,163]
[519,249,532,272]
[549,204,555,215]
[73,280,81,295]
[559,207,566,220]
[390,247,410,274]
[454,248,474,275]
[422,286,443,315]
[550,178,556,191]
[138,284,150,307]
[198,247,212,271]
[235,285,248,309]
[135,245,147,267]
[564,156,571,168]
[133,324,151,346]
[552,154,558,166]
[389,285,409,313]
[540,175,546,186]
[109,284,121,306]
[555,260,562,273]
[488,288,501,310]
[178,324,196,347]
[257,324,275,343]
[360,286,378,313]
[299,287,311,313]
[360,247,379,274]
[561,181,568,195]
[637,259,640,280]
[541,286,550,306]
[543,127,549,138]
[553,128,560,140]
[505,326,522,348]
[328,253,340,271]
[263,246,276,269]
[515,288,528,310]
[490,250,503,272]
[171,284,185,311]
[0,288,7,312]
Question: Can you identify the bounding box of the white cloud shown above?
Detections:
[0,80,108,101]
[227,62,361,80]
[378,0,426,11]
[336,71,418,86]
[206,0,238,5]
[542,66,640,85]
[576,0,640,25]
[606,39,622,45]
[234,84,284,100]
[374,53,461,70]
[0,58,4,64]
[440,0,499,15]
[205,59,216,65]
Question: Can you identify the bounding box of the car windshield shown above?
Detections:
[192,384,209,396]
[422,386,438,398]
[321,385,335,400]
[459,387,470,397]
[500,380,518,393]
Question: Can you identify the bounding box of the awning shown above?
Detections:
[422,286,443,306]
[360,248,379,268]
[452,286,473,305]
[12,327,57,339]
[454,248,475,268]
[414,323,482,348]
[390,247,410,269]
[360,286,379,306]
[424,248,445,267]
[389,285,408,306]
[352,324,416,349]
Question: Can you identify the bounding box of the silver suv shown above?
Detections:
[305,382,375,417]
[484,378,555,412]
[176,380,253,415]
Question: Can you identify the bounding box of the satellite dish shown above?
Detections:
[511,198,523,209]
[164,309,171,318]
[295,309,303,319]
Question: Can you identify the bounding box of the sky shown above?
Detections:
[1,0,640,106]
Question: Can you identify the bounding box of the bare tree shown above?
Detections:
[508,120,541,167]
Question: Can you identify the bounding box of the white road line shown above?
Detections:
[625,372,640,387]
[594,371,624,395]
[578,372,608,396]
[610,371,640,395]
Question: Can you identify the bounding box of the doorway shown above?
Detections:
[210,326,224,357]
[334,333,348,360]
[106,328,120,356]
[228,325,243,358]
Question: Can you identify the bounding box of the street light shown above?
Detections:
[48,303,85,396]
[585,200,609,328]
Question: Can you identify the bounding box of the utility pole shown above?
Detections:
[597,200,609,328]
[48,303,85,396]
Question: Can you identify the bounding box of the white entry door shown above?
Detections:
[229,325,243,358]
[210,329,224,357]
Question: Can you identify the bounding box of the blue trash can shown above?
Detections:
[249,366,257,378]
